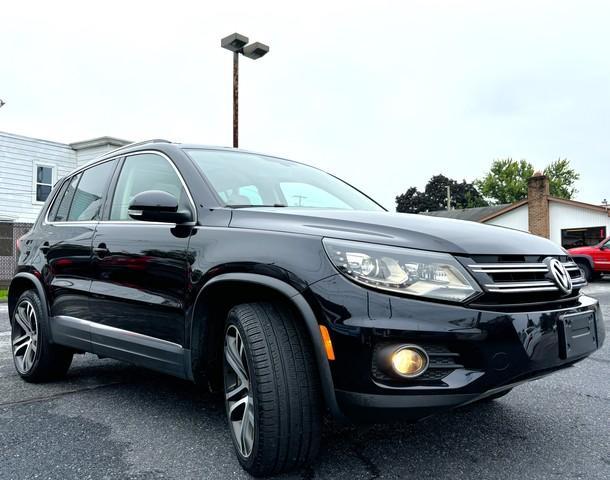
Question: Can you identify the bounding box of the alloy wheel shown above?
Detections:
[12,300,39,374]
[224,325,255,458]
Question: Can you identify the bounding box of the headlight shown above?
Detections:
[323,238,481,302]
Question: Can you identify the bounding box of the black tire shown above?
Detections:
[11,290,73,382]
[578,262,593,282]
[480,388,512,402]
[223,302,322,477]
[592,272,603,281]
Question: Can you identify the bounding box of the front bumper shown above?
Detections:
[307,275,605,422]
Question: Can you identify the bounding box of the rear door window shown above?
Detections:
[49,174,81,222]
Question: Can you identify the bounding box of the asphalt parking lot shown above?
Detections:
[1,283,609,480]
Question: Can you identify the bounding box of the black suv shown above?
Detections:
[9,140,605,476]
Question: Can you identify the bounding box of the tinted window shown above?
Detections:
[47,179,70,221]
[67,161,116,221]
[50,174,80,222]
[110,154,190,221]
[185,149,383,211]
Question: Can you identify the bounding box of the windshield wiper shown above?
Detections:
[226,204,287,208]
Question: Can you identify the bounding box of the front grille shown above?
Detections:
[462,254,586,309]
[371,342,462,385]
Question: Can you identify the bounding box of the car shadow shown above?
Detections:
[45,355,598,480]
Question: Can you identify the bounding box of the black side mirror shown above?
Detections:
[128,190,193,224]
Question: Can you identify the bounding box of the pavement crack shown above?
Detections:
[0,382,125,408]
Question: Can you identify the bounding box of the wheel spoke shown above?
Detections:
[226,382,248,401]
[225,338,248,385]
[229,395,248,421]
[14,307,32,335]
[23,342,33,371]
[13,336,30,356]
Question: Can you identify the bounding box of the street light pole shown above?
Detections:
[233,51,239,148]
[221,33,269,148]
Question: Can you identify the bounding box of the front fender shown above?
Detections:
[190,272,345,421]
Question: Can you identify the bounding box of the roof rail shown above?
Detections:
[101,138,172,158]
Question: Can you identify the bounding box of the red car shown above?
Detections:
[569,237,610,281]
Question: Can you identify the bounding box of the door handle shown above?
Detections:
[40,242,50,255]
[93,243,110,258]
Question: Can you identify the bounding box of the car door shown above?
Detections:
[40,160,118,349]
[596,237,610,271]
[88,152,195,376]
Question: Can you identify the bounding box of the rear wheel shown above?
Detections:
[11,290,73,382]
[223,302,322,477]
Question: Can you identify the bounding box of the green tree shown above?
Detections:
[476,159,534,204]
[476,158,579,204]
[396,175,488,214]
[544,158,580,199]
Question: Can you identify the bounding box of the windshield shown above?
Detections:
[184,149,384,211]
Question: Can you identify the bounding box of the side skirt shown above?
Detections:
[51,316,191,380]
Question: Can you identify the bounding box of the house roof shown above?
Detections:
[69,136,131,151]
[422,204,512,222]
[423,196,610,223]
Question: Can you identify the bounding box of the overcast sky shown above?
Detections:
[1,0,608,210]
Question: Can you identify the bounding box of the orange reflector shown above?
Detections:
[319,325,335,360]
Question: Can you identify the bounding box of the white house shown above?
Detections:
[0,131,129,285]
[425,173,610,248]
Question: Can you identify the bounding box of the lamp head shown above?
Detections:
[221,33,249,52]
[242,42,269,60]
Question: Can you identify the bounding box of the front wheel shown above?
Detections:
[223,302,322,477]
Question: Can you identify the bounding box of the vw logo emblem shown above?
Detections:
[544,257,573,295]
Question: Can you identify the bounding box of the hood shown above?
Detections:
[229,208,565,256]
[568,246,596,254]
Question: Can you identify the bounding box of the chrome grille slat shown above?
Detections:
[467,259,586,295]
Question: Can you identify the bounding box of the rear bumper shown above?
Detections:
[307,275,605,422]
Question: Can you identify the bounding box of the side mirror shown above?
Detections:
[128,190,193,224]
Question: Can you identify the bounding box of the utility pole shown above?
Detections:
[446,185,451,210]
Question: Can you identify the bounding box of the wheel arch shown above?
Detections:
[189,272,344,420]
[8,272,49,322]
[571,254,595,270]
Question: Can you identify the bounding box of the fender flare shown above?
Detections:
[193,272,345,421]
[570,254,595,270]
[8,272,50,322]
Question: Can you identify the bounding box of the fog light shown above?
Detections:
[391,346,429,378]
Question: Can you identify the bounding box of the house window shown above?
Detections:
[35,165,55,202]
[0,223,12,256]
